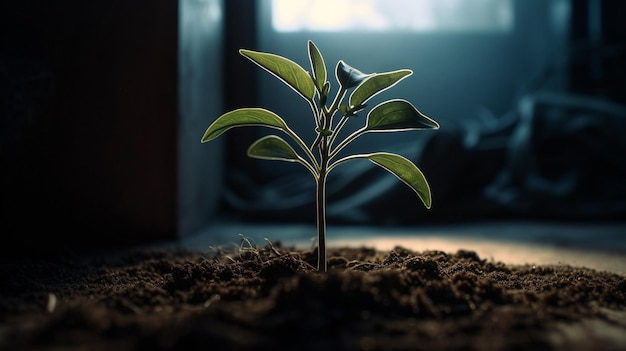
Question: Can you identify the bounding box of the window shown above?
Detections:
[272,0,513,32]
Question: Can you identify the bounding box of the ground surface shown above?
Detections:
[1,242,625,350]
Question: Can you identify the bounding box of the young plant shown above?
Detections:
[201,40,439,272]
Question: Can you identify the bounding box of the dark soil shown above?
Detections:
[1,242,625,351]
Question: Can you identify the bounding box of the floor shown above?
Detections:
[179,219,626,276]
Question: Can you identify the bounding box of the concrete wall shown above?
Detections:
[178,0,224,238]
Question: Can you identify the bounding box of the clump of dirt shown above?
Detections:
[1,242,625,350]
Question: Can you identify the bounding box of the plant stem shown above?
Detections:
[316,137,329,272]
[316,171,327,272]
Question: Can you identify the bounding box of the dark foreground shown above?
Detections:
[1,242,625,350]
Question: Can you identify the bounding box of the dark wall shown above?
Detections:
[221,0,259,176]
[1,1,179,258]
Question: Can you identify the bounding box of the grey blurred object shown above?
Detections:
[225,91,626,223]
[485,91,626,219]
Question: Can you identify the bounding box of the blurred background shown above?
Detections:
[1,0,625,259]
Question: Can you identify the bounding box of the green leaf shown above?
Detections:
[201,108,288,142]
[315,127,333,136]
[308,40,327,93]
[368,153,432,209]
[240,49,316,102]
[342,153,432,209]
[350,70,412,108]
[322,81,330,96]
[247,135,300,162]
[339,104,349,115]
[336,60,370,89]
[365,99,439,132]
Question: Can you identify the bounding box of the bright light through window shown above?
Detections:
[272,0,513,32]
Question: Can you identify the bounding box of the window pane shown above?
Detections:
[272,0,513,32]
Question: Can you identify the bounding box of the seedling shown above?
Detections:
[202,40,439,272]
